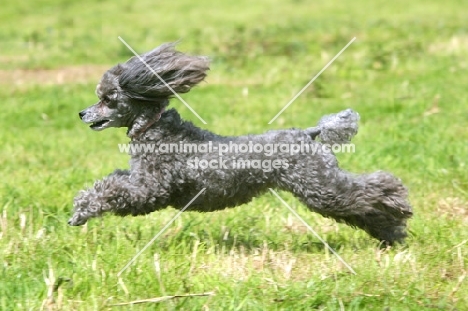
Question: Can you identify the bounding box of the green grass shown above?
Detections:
[1,0,468,309]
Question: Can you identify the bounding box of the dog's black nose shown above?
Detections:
[79,111,86,119]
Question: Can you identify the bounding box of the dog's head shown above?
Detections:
[79,43,210,136]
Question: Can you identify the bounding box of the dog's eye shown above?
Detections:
[100,96,111,105]
[105,99,117,108]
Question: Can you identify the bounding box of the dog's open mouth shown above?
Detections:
[90,120,110,130]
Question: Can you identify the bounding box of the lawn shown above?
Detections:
[1,0,467,310]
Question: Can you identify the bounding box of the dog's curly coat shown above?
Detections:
[69,43,413,244]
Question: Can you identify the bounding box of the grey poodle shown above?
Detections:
[68,43,413,244]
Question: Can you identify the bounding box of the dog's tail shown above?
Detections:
[304,109,360,144]
[118,43,210,101]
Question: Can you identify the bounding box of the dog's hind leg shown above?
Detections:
[68,169,165,226]
[277,168,412,244]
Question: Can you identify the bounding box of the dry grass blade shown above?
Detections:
[449,271,466,299]
[110,291,215,306]
[448,239,468,251]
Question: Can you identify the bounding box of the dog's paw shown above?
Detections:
[67,213,88,226]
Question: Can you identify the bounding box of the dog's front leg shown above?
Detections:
[68,169,161,226]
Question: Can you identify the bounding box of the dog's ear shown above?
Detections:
[118,43,210,102]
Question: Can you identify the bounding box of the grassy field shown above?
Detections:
[1,0,467,309]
